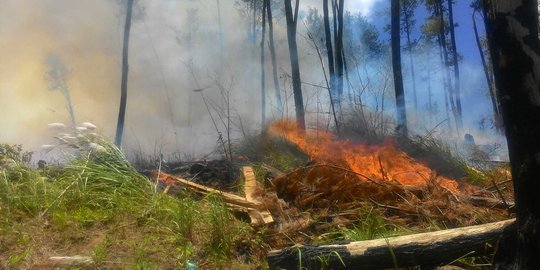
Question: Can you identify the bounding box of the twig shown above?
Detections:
[281,163,384,187]
[378,156,387,181]
[491,179,510,209]
[369,198,415,214]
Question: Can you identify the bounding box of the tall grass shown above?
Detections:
[0,130,265,268]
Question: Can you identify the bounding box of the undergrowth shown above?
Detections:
[0,133,266,269]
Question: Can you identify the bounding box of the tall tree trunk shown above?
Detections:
[266,0,282,114]
[335,0,345,113]
[435,1,457,131]
[323,0,335,100]
[403,14,418,112]
[114,0,133,147]
[447,0,463,127]
[483,0,540,269]
[251,0,257,46]
[391,0,408,136]
[261,0,267,127]
[284,0,305,130]
[472,9,502,132]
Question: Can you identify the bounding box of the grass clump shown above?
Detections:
[339,207,403,241]
[0,133,267,269]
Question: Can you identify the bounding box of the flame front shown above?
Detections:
[269,120,460,193]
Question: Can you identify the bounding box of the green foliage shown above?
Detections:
[0,144,32,166]
[205,194,235,261]
[340,207,402,241]
[0,138,266,269]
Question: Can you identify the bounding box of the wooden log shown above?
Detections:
[268,219,514,270]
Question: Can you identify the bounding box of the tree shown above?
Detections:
[284,0,305,130]
[483,0,540,268]
[265,0,283,114]
[401,0,419,111]
[471,1,503,132]
[115,0,134,146]
[260,0,267,126]
[334,0,345,113]
[45,53,76,128]
[446,0,462,127]
[323,0,336,107]
[392,0,408,136]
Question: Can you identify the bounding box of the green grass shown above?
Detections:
[0,141,267,269]
[339,207,404,241]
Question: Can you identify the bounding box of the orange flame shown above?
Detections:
[269,120,460,193]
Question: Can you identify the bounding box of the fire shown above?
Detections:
[269,120,460,193]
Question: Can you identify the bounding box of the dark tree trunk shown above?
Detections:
[266,0,282,114]
[447,0,463,127]
[261,0,267,127]
[483,0,540,269]
[114,0,133,146]
[404,15,418,112]
[391,0,408,136]
[335,0,345,113]
[472,9,503,133]
[284,0,305,130]
[323,0,335,99]
[436,1,458,130]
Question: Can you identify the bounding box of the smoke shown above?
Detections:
[0,0,506,162]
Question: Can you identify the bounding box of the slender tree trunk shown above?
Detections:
[261,0,267,127]
[115,0,133,146]
[404,17,418,112]
[483,0,540,269]
[435,1,457,130]
[391,0,408,136]
[335,0,345,113]
[472,9,502,132]
[251,0,257,46]
[284,0,305,130]
[323,0,335,99]
[447,0,463,127]
[437,33,452,129]
[266,0,282,114]
[427,60,433,126]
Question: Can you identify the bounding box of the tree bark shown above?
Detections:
[447,0,463,128]
[483,0,540,269]
[391,0,408,136]
[261,0,267,127]
[404,14,418,112]
[266,0,283,114]
[472,9,503,133]
[335,0,345,113]
[323,0,335,101]
[284,0,305,130]
[114,0,133,146]
[268,219,514,270]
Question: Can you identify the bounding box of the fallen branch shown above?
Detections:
[267,219,514,269]
[461,195,515,210]
[150,170,273,225]
[49,255,93,266]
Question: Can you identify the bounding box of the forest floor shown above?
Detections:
[0,127,514,269]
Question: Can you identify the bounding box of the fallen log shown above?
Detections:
[268,219,514,270]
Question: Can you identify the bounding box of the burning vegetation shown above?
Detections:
[0,120,514,269]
